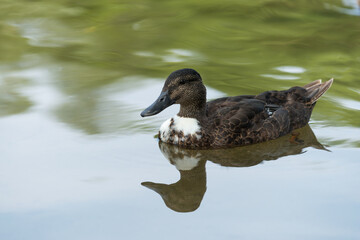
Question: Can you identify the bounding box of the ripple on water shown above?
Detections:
[260,65,306,80]
[8,18,88,47]
[260,74,300,80]
[325,0,360,16]
[337,98,360,111]
[134,49,203,63]
[274,66,306,74]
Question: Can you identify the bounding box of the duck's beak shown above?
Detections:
[141,91,175,117]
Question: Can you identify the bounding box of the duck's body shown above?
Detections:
[141,69,333,149]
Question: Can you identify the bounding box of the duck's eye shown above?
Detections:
[179,78,196,85]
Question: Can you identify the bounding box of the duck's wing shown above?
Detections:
[206,97,267,129]
[206,95,254,115]
[206,96,292,146]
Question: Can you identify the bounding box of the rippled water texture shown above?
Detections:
[0,0,360,239]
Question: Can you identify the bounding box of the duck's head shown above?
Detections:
[141,68,206,117]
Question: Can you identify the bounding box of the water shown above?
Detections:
[0,0,360,239]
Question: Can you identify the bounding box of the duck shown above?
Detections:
[140,68,333,149]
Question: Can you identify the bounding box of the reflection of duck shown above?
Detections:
[142,125,327,212]
[142,160,206,213]
[141,68,333,149]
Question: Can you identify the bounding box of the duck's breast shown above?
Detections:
[159,116,202,144]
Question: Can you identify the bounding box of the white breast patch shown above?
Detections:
[159,115,201,143]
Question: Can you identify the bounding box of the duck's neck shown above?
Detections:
[178,101,207,121]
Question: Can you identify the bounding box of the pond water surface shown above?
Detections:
[0,0,360,239]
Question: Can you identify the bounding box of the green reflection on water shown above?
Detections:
[0,0,359,134]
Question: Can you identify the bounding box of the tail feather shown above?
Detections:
[303,79,322,89]
[304,79,333,104]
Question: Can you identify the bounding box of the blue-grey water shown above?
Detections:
[0,0,360,239]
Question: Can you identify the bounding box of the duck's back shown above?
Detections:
[204,79,333,148]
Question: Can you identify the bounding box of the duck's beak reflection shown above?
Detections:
[141,91,174,117]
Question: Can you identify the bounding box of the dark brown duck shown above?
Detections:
[141,68,333,149]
